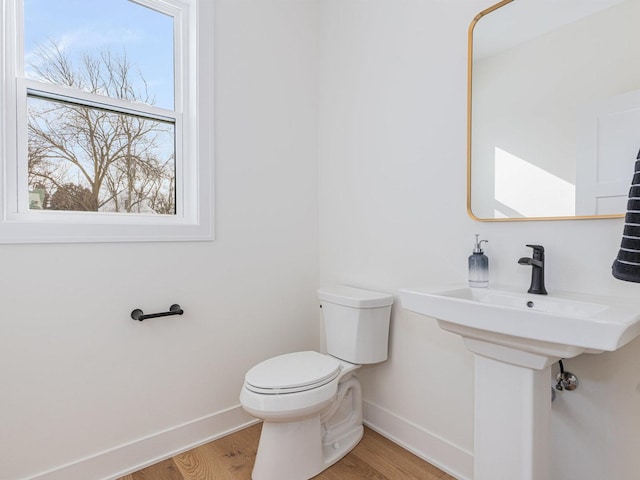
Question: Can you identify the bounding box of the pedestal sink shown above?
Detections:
[399,285,640,480]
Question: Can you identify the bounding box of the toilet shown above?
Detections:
[239,285,393,480]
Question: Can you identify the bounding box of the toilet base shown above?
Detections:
[251,419,363,480]
[322,423,363,470]
[251,376,363,480]
[252,416,323,480]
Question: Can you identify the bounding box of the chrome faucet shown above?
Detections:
[518,244,547,295]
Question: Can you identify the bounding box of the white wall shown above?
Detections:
[318,1,640,479]
[0,1,320,479]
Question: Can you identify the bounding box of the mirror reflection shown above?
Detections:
[469,0,640,220]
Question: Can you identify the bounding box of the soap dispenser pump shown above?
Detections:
[469,234,489,288]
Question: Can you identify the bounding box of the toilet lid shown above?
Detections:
[244,351,341,394]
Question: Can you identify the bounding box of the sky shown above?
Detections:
[23,0,175,110]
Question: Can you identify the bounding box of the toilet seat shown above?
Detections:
[244,351,342,394]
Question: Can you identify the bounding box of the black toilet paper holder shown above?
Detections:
[131,304,184,321]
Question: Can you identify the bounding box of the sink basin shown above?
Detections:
[399,285,640,365]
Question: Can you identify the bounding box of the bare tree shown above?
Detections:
[27,41,175,213]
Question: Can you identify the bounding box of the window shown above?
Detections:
[0,0,213,242]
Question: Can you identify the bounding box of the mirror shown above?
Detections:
[468,0,640,221]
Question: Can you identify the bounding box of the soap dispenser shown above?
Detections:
[469,234,489,288]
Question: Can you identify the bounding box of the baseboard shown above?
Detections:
[23,401,472,480]
[363,400,473,480]
[24,405,259,480]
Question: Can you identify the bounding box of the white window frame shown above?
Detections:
[0,0,213,243]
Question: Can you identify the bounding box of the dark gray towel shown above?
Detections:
[612,148,640,282]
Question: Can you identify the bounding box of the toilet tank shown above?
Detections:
[317,285,393,364]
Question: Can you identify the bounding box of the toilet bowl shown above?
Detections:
[240,351,363,480]
[239,286,393,480]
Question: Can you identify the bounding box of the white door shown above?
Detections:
[576,89,640,216]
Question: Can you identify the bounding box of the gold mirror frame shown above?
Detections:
[466,0,626,222]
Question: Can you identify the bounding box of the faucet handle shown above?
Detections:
[525,244,545,262]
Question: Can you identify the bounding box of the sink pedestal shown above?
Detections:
[459,335,560,480]
[473,352,551,480]
[436,318,586,480]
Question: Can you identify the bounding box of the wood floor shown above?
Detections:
[118,423,457,480]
